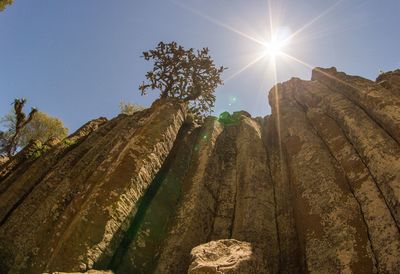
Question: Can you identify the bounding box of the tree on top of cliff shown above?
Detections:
[0,99,37,157]
[139,41,226,120]
[0,99,68,157]
[18,111,68,147]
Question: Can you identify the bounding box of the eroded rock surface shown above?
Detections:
[376,69,400,94]
[1,68,399,274]
[0,98,186,273]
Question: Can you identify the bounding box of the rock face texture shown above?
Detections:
[0,68,399,274]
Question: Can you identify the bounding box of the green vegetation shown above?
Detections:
[26,141,51,160]
[139,41,226,121]
[62,138,77,147]
[119,101,145,115]
[19,111,68,147]
[0,99,37,157]
[218,111,241,126]
[0,99,68,157]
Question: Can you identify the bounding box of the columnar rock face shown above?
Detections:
[0,68,399,274]
[0,99,187,273]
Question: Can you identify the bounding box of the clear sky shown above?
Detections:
[1,0,399,132]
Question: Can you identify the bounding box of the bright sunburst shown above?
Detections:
[170,0,343,167]
[264,39,283,57]
[263,36,289,58]
[171,0,342,82]
[171,0,343,148]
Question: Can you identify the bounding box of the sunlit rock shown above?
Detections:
[188,239,263,274]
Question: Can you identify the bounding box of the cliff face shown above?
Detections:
[0,68,399,274]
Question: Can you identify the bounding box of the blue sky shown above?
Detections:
[1,0,399,132]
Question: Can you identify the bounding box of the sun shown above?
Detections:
[263,39,284,57]
[173,0,344,82]
[262,33,291,58]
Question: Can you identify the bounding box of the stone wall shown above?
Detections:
[0,68,399,273]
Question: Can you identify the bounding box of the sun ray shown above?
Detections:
[280,52,314,70]
[269,54,286,178]
[292,18,372,45]
[254,60,270,111]
[169,0,265,46]
[267,0,275,40]
[225,53,266,82]
[280,52,367,106]
[283,0,344,44]
[168,0,350,154]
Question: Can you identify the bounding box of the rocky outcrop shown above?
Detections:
[0,68,399,274]
[188,239,262,274]
[376,69,400,94]
[269,68,400,273]
[0,99,187,273]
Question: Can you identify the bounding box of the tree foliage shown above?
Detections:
[139,41,226,120]
[0,99,37,157]
[119,101,145,115]
[19,111,68,147]
[0,0,13,11]
[0,99,68,157]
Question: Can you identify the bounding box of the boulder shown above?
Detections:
[187,239,263,274]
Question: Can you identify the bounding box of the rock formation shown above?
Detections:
[0,67,399,273]
[188,239,262,274]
